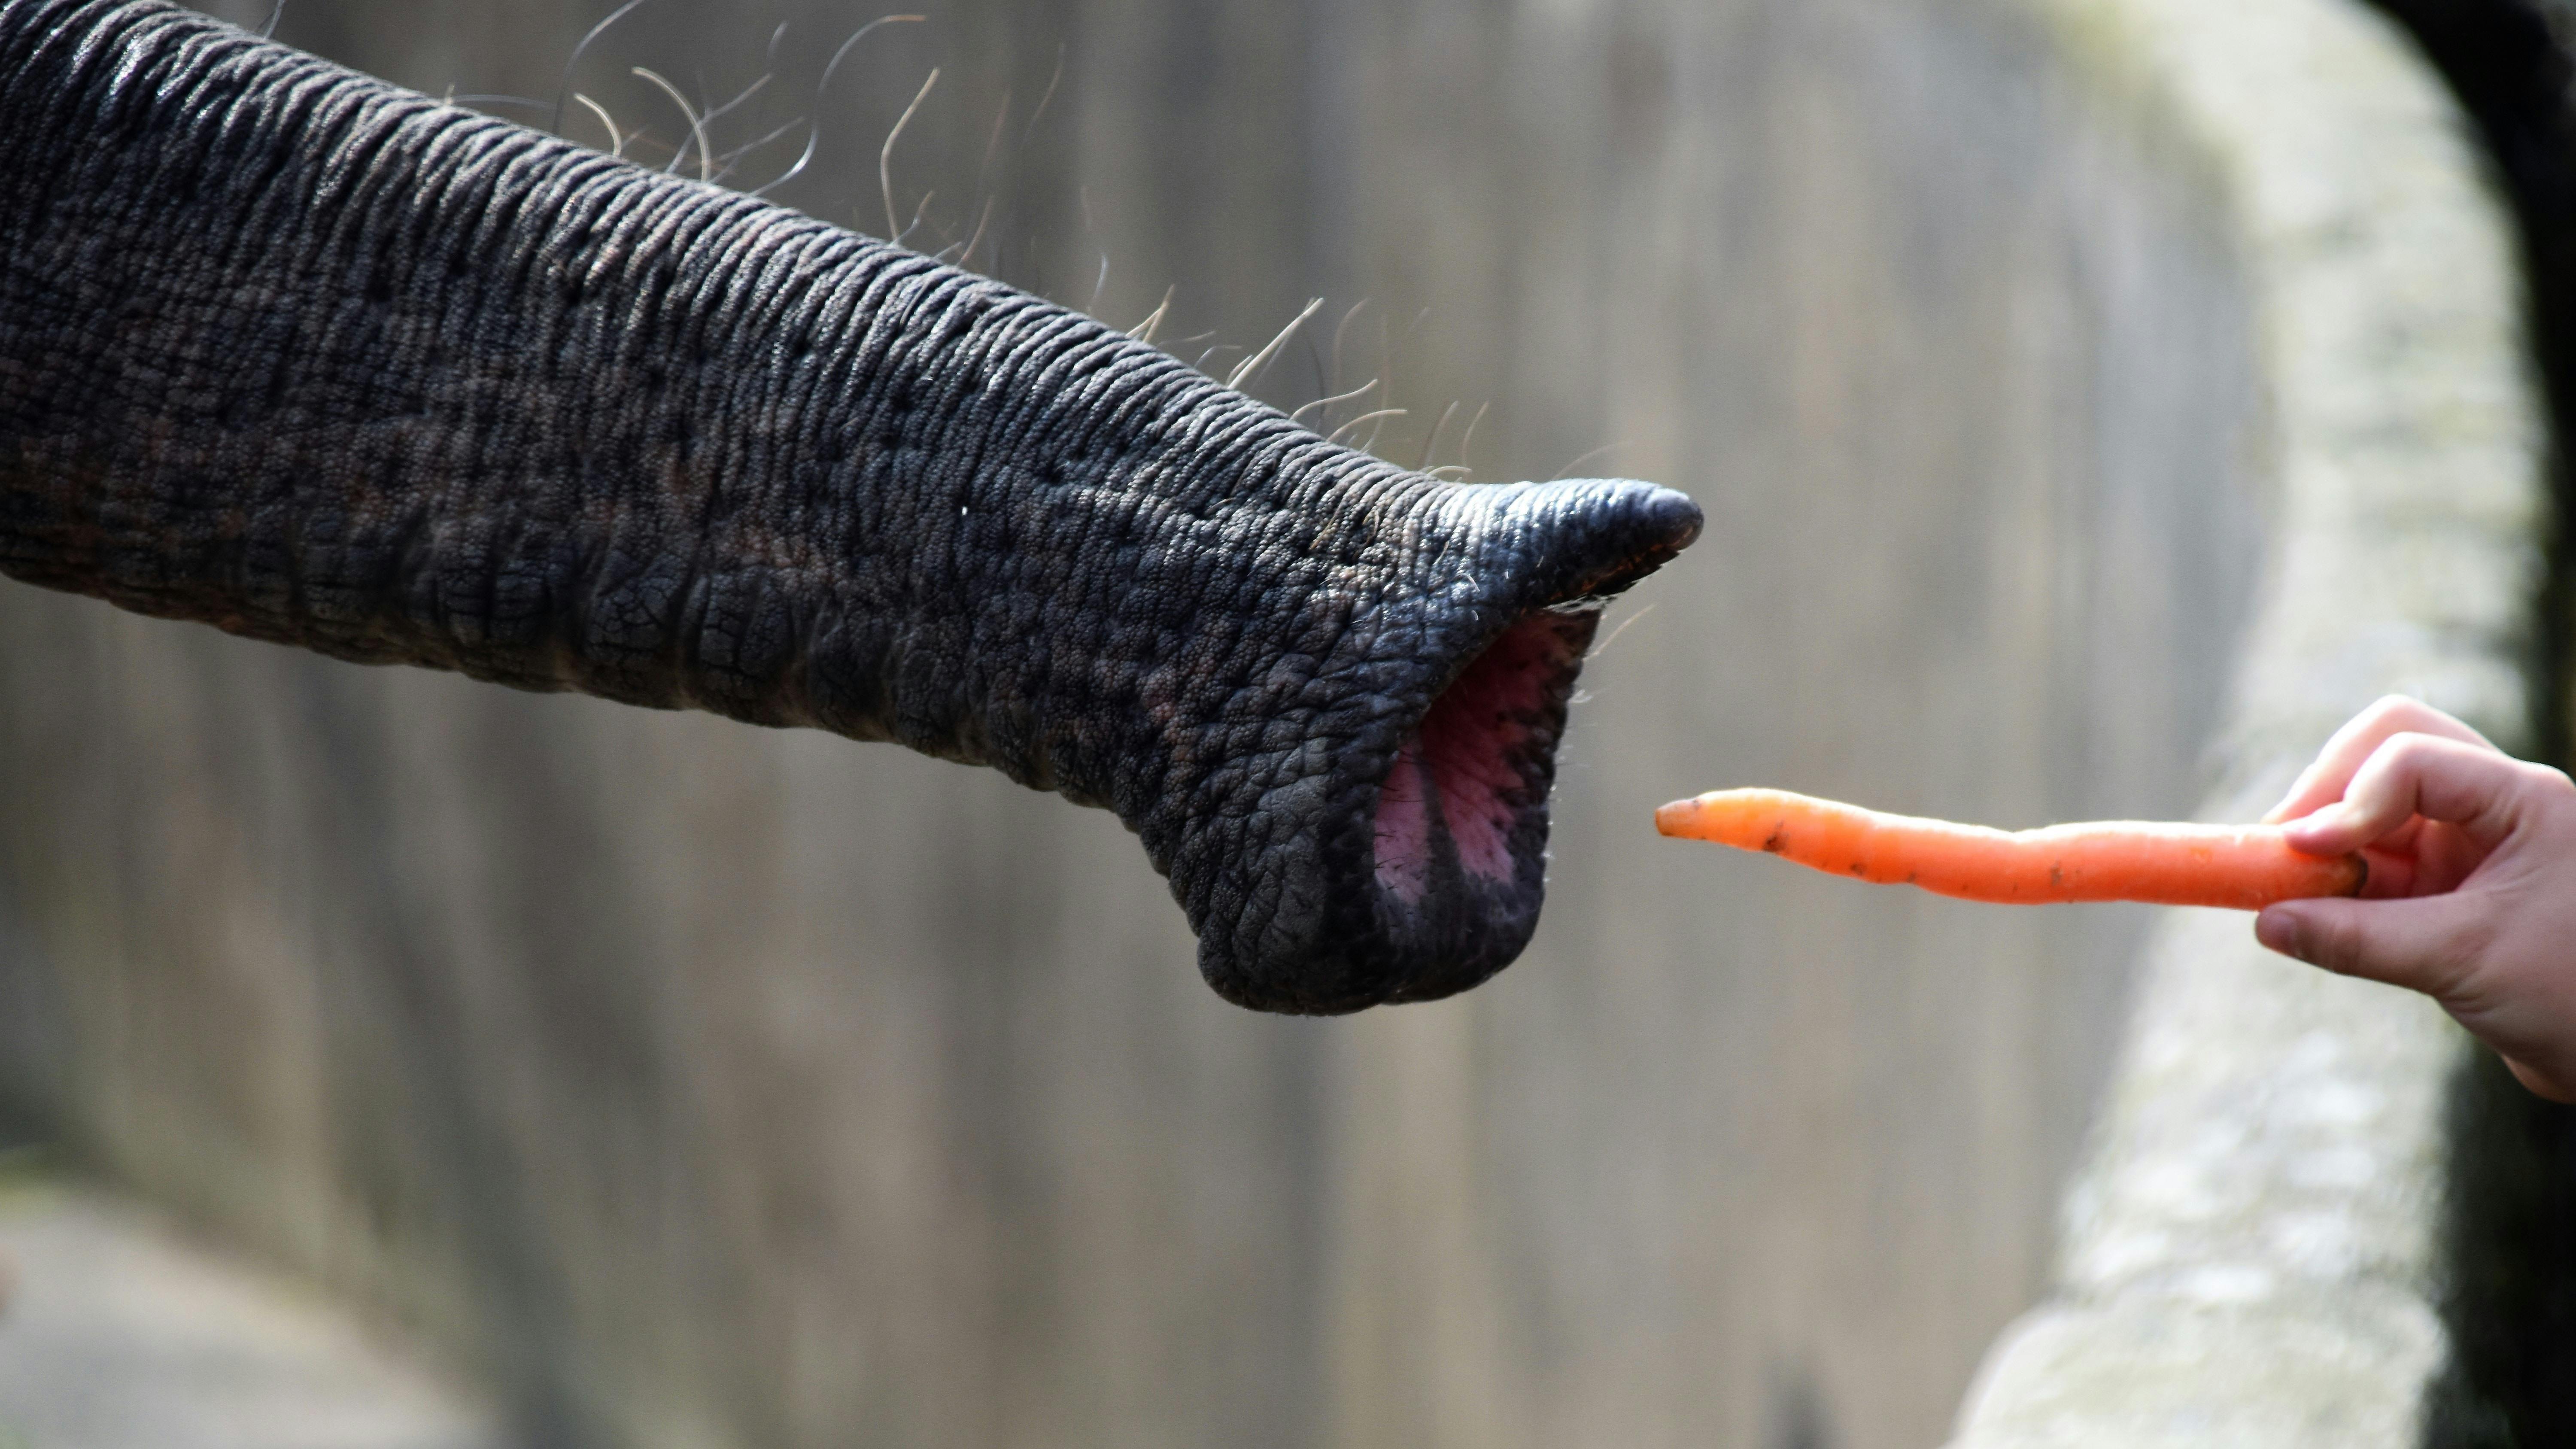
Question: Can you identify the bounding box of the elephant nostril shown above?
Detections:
[1211,479,1699,1012]
[1372,609,1589,903]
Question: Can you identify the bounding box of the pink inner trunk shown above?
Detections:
[1372,615,1575,902]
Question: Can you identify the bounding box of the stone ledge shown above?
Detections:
[0,1175,504,1449]
[1951,0,2546,1443]
[1955,1287,2444,1449]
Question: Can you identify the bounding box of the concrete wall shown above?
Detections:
[0,2,2286,1446]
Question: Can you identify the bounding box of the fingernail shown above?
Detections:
[2255,910,2308,962]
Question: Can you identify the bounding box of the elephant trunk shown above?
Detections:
[0,0,1700,1013]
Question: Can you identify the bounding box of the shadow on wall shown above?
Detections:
[2432,1051,2576,1447]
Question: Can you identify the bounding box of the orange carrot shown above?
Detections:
[1654,788,2364,909]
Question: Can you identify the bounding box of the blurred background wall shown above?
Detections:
[0,1,2271,1446]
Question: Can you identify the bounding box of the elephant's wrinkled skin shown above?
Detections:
[0,0,1700,1013]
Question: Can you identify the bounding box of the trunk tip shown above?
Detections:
[1480,477,1703,604]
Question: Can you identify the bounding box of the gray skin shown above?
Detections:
[0,0,1700,1014]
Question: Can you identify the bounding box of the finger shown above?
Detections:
[2263,696,2495,823]
[2503,1056,2576,1106]
[2279,733,2526,857]
[2354,840,2424,899]
[2255,893,2488,999]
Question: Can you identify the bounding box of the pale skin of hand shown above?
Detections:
[2255,696,2576,1101]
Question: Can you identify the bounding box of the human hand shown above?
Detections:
[2255,696,2576,1101]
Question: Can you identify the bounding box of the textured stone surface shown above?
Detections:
[1950,0,2547,1443]
[1954,1289,2445,1449]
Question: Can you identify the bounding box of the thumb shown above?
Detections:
[2255,893,2487,999]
